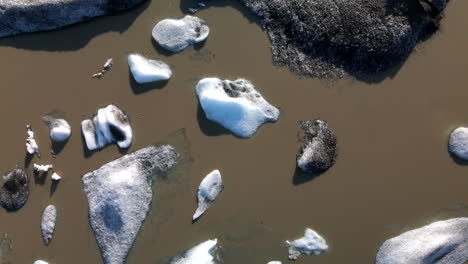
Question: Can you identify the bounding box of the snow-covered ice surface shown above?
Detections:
[82,144,179,264]
[170,239,219,264]
[42,113,71,142]
[376,218,468,264]
[195,78,279,138]
[33,164,53,173]
[26,125,40,157]
[152,15,209,52]
[41,205,57,245]
[128,53,172,84]
[51,172,61,181]
[286,228,328,260]
[448,127,468,160]
[81,104,133,151]
[193,170,223,221]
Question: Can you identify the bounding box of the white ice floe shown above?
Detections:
[82,144,179,264]
[193,170,223,221]
[152,15,209,53]
[196,78,280,138]
[41,205,57,245]
[26,125,40,157]
[33,164,53,173]
[286,228,328,260]
[170,239,218,264]
[81,104,133,151]
[128,53,172,84]
[33,261,48,264]
[267,262,282,264]
[51,172,61,181]
[449,127,468,160]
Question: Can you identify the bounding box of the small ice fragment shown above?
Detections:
[189,8,198,13]
[33,164,53,173]
[128,53,172,84]
[193,170,223,221]
[33,261,48,264]
[197,2,206,7]
[170,239,218,264]
[92,58,113,78]
[267,262,282,264]
[26,125,40,157]
[285,228,328,260]
[51,172,61,181]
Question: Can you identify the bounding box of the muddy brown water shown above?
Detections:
[0,0,467,263]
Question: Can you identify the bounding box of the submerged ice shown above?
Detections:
[81,104,133,151]
[196,78,279,138]
[82,144,179,264]
[193,170,223,221]
[286,228,328,260]
[170,239,219,264]
[128,53,172,84]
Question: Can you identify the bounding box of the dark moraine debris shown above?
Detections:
[0,0,145,38]
[82,144,179,264]
[296,120,337,173]
[375,218,468,264]
[237,0,449,79]
[0,166,29,211]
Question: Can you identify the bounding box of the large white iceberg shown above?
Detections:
[128,53,172,84]
[170,239,218,264]
[195,78,279,138]
[152,15,209,53]
[81,104,133,151]
[285,228,328,260]
[82,144,179,264]
[41,205,57,245]
[193,170,223,221]
[376,218,468,264]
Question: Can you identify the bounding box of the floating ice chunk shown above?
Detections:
[43,114,72,143]
[26,125,40,157]
[376,218,468,264]
[197,2,206,7]
[170,239,218,264]
[0,166,29,211]
[286,228,328,260]
[193,170,223,221]
[128,53,172,84]
[267,262,281,264]
[81,104,132,151]
[92,58,113,79]
[188,8,198,13]
[83,144,179,264]
[297,120,337,173]
[196,78,279,138]
[152,15,209,53]
[33,164,53,173]
[448,127,468,160]
[51,172,61,181]
[33,261,48,264]
[41,205,57,245]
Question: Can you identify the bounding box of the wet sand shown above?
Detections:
[0,0,467,263]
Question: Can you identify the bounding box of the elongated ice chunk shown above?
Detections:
[193,170,223,220]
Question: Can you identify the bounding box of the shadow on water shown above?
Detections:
[448,151,468,166]
[0,1,150,51]
[196,103,230,137]
[33,171,48,185]
[49,180,59,197]
[129,73,170,95]
[292,166,324,185]
[24,153,33,168]
[51,140,68,157]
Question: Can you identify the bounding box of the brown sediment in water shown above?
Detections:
[0,0,467,263]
